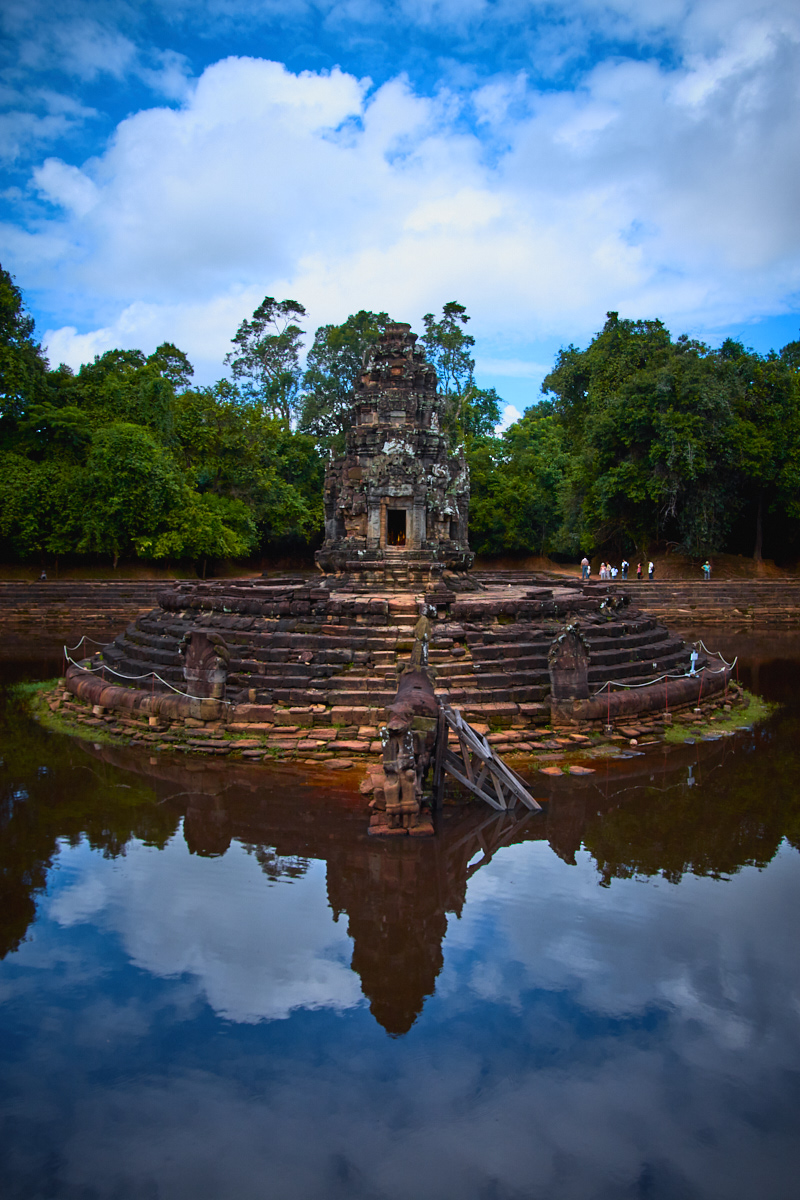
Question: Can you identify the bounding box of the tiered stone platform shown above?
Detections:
[98,577,695,715]
[61,575,731,759]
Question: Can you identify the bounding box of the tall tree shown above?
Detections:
[224,297,306,422]
[468,404,569,557]
[298,309,389,451]
[720,339,800,561]
[0,264,49,441]
[543,312,736,556]
[420,301,501,445]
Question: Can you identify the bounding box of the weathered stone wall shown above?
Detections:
[471,575,800,627]
[316,322,472,579]
[0,580,172,636]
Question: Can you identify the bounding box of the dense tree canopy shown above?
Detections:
[1,266,799,570]
[420,301,501,446]
[0,269,322,570]
[533,313,800,559]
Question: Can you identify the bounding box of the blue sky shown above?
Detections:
[2,1,799,421]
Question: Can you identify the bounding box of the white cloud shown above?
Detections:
[33,157,99,216]
[1,0,797,381]
[48,835,363,1023]
[18,826,800,1199]
[497,403,522,430]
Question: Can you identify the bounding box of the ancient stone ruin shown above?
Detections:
[315,322,473,589]
[63,318,735,810]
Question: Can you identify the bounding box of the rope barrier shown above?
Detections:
[695,639,737,669]
[63,649,197,699]
[64,634,112,653]
[590,659,734,699]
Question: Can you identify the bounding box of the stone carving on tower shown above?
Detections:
[315,322,474,586]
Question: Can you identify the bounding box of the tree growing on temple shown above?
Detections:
[298,309,389,450]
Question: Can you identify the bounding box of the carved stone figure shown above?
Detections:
[380,660,440,828]
[180,631,230,699]
[548,626,590,701]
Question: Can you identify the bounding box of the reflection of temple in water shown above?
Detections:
[5,721,784,1035]
[153,759,582,1035]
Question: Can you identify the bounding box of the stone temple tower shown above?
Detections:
[315,322,474,587]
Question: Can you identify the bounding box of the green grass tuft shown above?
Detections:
[662,689,773,744]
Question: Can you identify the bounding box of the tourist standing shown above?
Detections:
[610,565,618,579]
[702,560,711,580]
[648,560,654,580]
[637,563,642,580]
[621,559,629,579]
[581,556,590,580]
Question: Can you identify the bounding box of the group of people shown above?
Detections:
[581,558,654,581]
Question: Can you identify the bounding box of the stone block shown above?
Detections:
[232,704,275,723]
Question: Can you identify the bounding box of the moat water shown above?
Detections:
[1,631,799,1199]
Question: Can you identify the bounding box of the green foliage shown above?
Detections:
[224,296,306,421]
[541,312,800,559]
[420,301,495,448]
[420,301,475,397]
[0,276,323,569]
[468,407,571,556]
[298,309,389,451]
[1,268,799,568]
[0,263,49,437]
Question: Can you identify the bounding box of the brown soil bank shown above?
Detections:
[469,575,800,628]
[475,553,800,580]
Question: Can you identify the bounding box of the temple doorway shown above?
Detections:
[387,508,407,546]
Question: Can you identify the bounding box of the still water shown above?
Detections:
[1,634,799,1199]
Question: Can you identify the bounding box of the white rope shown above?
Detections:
[695,639,737,669]
[64,649,197,698]
[590,659,733,698]
[64,634,112,653]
